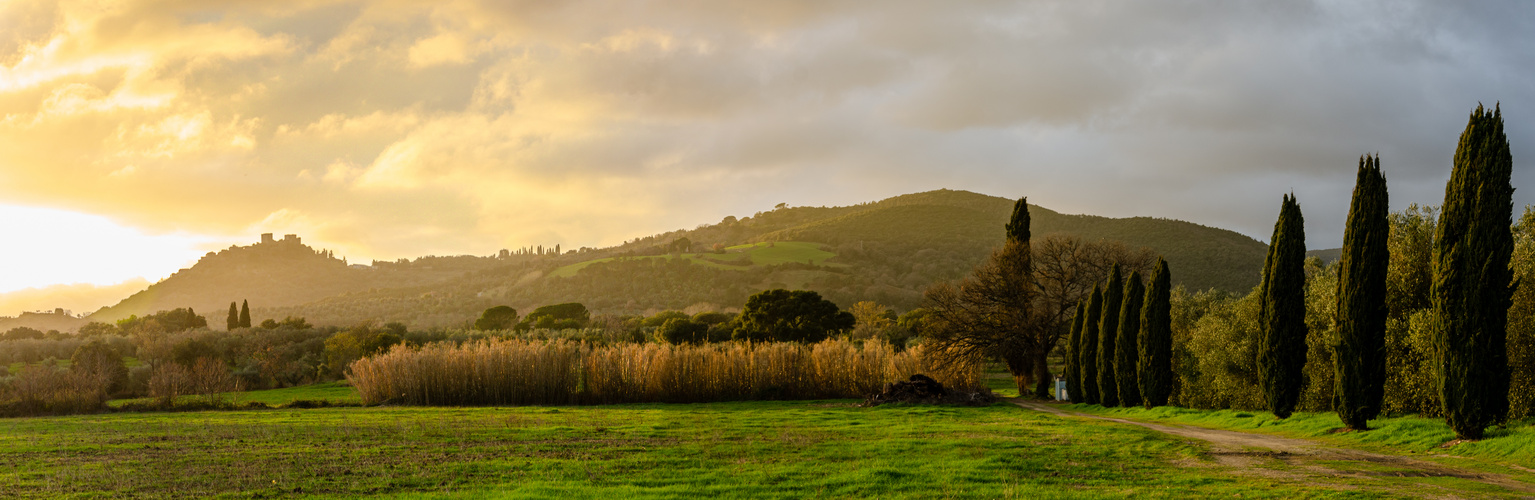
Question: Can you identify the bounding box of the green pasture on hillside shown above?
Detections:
[2,400,1384,499]
[7,357,143,375]
[549,242,838,278]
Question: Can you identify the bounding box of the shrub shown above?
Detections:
[323,325,403,377]
[148,363,194,407]
[473,306,518,331]
[0,364,108,416]
[191,357,237,404]
[70,340,128,397]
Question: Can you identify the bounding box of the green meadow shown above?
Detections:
[2,399,1391,499]
[549,242,838,278]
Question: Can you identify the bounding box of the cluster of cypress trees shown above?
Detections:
[226,300,252,331]
[1068,262,1174,409]
[1061,105,1515,438]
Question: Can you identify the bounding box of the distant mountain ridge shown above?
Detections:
[79,189,1269,330]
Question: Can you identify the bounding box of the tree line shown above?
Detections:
[1074,105,1517,441]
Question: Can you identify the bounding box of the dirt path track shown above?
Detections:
[1011,399,1535,498]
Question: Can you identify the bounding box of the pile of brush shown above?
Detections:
[861,374,998,406]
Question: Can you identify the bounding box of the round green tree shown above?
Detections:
[734,289,855,343]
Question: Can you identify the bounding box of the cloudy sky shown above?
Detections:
[0,0,1531,313]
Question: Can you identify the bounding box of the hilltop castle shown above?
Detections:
[260,233,301,245]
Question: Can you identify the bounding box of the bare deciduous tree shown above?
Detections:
[923,234,1154,398]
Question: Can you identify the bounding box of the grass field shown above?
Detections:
[1067,404,1535,471]
[549,242,838,278]
[0,399,1389,499]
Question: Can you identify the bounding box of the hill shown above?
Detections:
[84,189,1268,328]
[0,309,88,334]
[88,234,512,324]
[251,190,1266,327]
[753,190,1265,292]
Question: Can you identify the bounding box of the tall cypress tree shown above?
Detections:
[1139,258,1174,408]
[1080,286,1103,405]
[1434,104,1514,440]
[226,302,239,331]
[1098,265,1124,407]
[1066,301,1086,403]
[1116,271,1145,408]
[1258,194,1309,419]
[239,300,252,329]
[1334,155,1390,430]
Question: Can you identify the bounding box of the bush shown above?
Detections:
[148,363,194,407]
[473,306,518,331]
[659,318,710,345]
[323,325,403,377]
[191,357,237,404]
[0,364,108,416]
[70,340,128,397]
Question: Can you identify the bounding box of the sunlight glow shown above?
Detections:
[0,204,214,293]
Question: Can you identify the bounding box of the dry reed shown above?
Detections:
[349,339,983,406]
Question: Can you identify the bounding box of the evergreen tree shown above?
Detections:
[1258,194,1309,419]
[1066,301,1086,403]
[1116,271,1145,408]
[1139,258,1174,408]
[239,300,252,329]
[1334,155,1390,430]
[1080,286,1103,405]
[1006,197,1031,244]
[1434,104,1515,440]
[226,302,239,331]
[1098,265,1124,407]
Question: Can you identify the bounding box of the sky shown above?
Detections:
[0,0,1532,314]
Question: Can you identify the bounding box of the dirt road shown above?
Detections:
[1011,399,1535,499]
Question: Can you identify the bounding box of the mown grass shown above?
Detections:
[549,242,839,278]
[106,381,361,409]
[0,400,1378,499]
[1066,404,1535,469]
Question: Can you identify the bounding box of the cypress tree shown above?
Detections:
[1098,265,1124,407]
[239,300,252,329]
[1006,197,1031,244]
[1434,104,1514,440]
[1258,194,1309,419]
[1080,286,1103,405]
[1066,301,1086,403]
[1334,155,1390,430]
[226,302,239,331]
[1116,271,1145,408]
[1139,258,1174,408]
